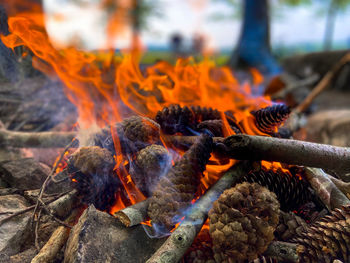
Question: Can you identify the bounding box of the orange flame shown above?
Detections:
[1,10,284,222]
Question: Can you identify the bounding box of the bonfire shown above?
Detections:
[1,2,350,263]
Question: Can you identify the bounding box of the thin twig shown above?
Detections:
[146,162,249,263]
[34,209,42,252]
[32,138,77,226]
[294,52,350,114]
[114,199,150,227]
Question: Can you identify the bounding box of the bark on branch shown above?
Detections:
[166,134,350,175]
[0,129,76,148]
[304,167,350,210]
[114,199,150,227]
[146,162,249,263]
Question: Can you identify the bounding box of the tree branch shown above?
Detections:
[303,167,350,210]
[114,199,150,227]
[146,162,249,263]
[0,129,76,148]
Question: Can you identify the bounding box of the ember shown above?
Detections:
[1,2,350,263]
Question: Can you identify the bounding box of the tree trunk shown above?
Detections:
[228,0,279,75]
[323,0,337,51]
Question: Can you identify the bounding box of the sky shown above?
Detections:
[43,0,350,51]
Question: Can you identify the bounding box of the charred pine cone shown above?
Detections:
[155,104,221,135]
[275,211,308,241]
[67,146,120,211]
[94,116,160,155]
[148,134,213,231]
[253,104,290,134]
[130,145,172,196]
[208,182,280,262]
[292,206,350,263]
[240,167,312,211]
[197,119,241,137]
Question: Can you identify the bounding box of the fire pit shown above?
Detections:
[1,3,350,263]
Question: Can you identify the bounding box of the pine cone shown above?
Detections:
[292,206,350,262]
[241,168,312,211]
[67,146,120,211]
[208,182,280,262]
[275,211,308,241]
[94,116,160,155]
[183,228,216,263]
[148,134,213,231]
[253,104,290,134]
[183,228,276,263]
[155,105,221,135]
[130,145,172,196]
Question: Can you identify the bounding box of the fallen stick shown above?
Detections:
[31,208,80,263]
[0,129,76,148]
[146,162,248,263]
[294,52,350,114]
[263,241,299,263]
[0,190,77,226]
[114,199,150,227]
[166,134,350,174]
[303,167,350,210]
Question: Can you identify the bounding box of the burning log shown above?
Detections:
[147,134,213,231]
[252,104,291,134]
[146,162,248,263]
[166,134,350,175]
[30,208,80,263]
[114,199,150,227]
[208,182,280,262]
[303,167,350,210]
[240,167,312,211]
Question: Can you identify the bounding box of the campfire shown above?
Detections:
[2,3,350,263]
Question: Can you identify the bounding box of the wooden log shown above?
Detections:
[166,134,350,174]
[146,162,249,263]
[0,129,76,148]
[304,168,350,210]
[31,209,80,263]
[113,199,150,227]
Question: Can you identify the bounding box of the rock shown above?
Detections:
[64,205,165,263]
[302,110,350,147]
[0,195,32,256]
[0,158,50,190]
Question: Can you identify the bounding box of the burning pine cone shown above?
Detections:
[67,146,120,211]
[292,206,350,262]
[155,104,221,135]
[253,104,290,134]
[208,182,280,262]
[148,134,213,231]
[130,144,172,196]
[94,115,160,155]
[240,167,312,211]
